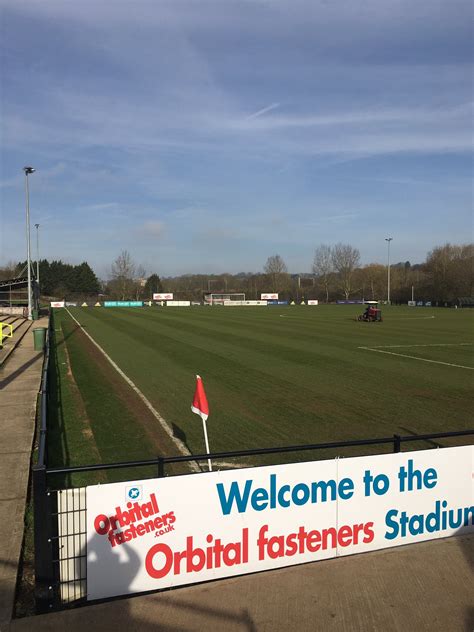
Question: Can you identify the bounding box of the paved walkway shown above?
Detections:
[0,318,48,629]
[4,533,474,632]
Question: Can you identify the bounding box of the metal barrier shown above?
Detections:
[32,315,474,612]
[0,321,13,347]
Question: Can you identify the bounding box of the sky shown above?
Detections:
[0,0,472,278]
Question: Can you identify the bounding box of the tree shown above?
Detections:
[423,243,474,302]
[0,261,21,281]
[312,245,333,303]
[264,255,289,292]
[110,250,136,300]
[359,264,386,300]
[72,262,101,294]
[331,243,360,300]
[144,274,163,297]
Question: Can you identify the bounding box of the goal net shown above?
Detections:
[205,293,246,305]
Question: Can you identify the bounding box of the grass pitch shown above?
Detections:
[53,305,473,469]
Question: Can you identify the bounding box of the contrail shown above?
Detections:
[246,102,280,121]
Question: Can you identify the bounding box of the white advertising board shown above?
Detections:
[224,300,267,306]
[307,300,319,306]
[50,301,65,308]
[153,293,173,301]
[261,293,278,300]
[166,300,190,307]
[86,446,473,601]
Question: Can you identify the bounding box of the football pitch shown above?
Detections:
[52,304,473,471]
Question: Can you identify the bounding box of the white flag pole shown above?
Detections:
[202,418,213,472]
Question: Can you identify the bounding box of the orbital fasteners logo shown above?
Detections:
[126,485,142,501]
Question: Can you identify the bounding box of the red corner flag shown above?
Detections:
[191,375,212,471]
[191,375,209,421]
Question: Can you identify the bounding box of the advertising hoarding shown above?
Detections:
[153,293,174,301]
[103,301,143,307]
[261,293,278,300]
[86,446,473,601]
[50,301,65,308]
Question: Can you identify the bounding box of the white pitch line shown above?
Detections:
[366,342,474,349]
[387,316,436,320]
[65,308,201,472]
[358,346,474,370]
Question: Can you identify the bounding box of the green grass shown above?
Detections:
[60,304,473,465]
[49,311,160,485]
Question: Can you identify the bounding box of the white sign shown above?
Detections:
[166,300,190,307]
[224,300,267,306]
[261,293,278,300]
[86,446,473,601]
[153,293,173,301]
[50,301,65,308]
[307,300,319,306]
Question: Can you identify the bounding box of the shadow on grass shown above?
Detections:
[47,321,72,488]
[398,426,443,449]
[171,422,189,449]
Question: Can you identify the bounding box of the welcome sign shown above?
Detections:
[86,446,473,600]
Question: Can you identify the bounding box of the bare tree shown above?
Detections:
[312,245,333,303]
[110,250,136,300]
[359,263,386,300]
[0,261,21,281]
[331,243,360,300]
[424,243,474,301]
[264,255,288,292]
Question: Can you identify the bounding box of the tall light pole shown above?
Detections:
[34,223,40,285]
[24,166,36,320]
[385,237,393,304]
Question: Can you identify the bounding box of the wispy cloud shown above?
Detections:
[1,0,471,273]
[245,103,280,121]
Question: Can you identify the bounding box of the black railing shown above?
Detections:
[32,316,54,613]
[44,428,474,477]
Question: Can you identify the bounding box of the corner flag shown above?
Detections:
[191,375,209,421]
[191,375,212,471]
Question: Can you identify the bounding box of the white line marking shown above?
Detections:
[214,461,252,469]
[65,308,201,472]
[358,346,474,370]
[366,342,474,349]
[387,316,436,320]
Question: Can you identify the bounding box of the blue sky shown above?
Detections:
[1,0,472,278]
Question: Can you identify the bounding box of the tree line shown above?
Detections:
[1,260,101,297]
[161,242,473,304]
[0,242,471,303]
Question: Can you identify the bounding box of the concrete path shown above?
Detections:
[5,533,474,632]
[0,318,48,629]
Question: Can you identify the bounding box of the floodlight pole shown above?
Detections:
[385,237,393,304]
[24,167,36,320]
[34,223,40,285]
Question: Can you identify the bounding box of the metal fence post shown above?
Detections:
[158,457,165,478]
[33,464,54,613]
[393,434,401,453]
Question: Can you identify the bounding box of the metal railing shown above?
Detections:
[45,428,474,478]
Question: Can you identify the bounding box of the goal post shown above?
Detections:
[205,293,246,305]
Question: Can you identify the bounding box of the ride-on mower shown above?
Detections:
[357,301,383,322]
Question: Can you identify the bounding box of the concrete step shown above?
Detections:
[0,320,35,367]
